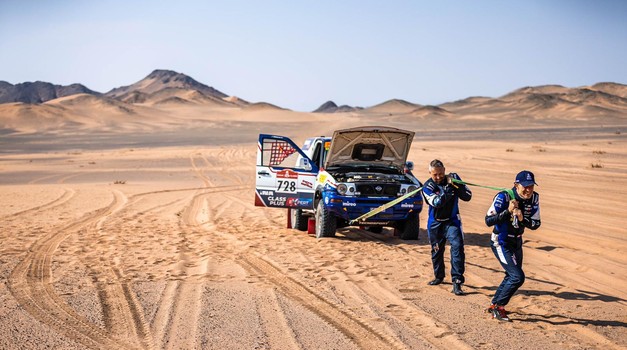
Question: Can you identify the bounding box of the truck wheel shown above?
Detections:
[291,209,308,231]
[315,200,336,238]
[396,212,420,240]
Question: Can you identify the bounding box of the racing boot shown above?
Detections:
[452,280,464,295]
[491,305,511,322]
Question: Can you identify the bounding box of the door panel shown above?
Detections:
[255,134,318,209]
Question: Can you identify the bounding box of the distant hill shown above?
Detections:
[0,81,100,104]
[590,82,627,98]
[499,84,627,110]
[105,69,229,101]
[409,105,452,117]
[0,69,250,108]
[313,101,361,113]
[366,99,421,113]
[244,102,286,111]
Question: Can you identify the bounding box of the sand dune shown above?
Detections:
[0,85,626,349]
[366,99,422,114]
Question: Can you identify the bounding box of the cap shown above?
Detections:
[515,170,537,186]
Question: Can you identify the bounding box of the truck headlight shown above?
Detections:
[337,184,348,195]
[407,185,418,193]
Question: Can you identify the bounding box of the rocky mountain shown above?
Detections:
[0,81,100,104]
[0,69,247,108]
[313,101,361,113]
[105,69,228,101]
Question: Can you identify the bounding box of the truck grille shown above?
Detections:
[356,184,399,197]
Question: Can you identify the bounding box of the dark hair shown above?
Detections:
[430,159,444,169]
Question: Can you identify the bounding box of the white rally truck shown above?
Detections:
[255,126,423,239]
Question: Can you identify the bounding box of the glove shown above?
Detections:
[443,183,455,196]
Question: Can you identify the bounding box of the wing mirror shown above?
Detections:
[404,161,414,173]
[298,158,312,171]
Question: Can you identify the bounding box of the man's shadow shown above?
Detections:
[514,311,627,328]
[463,231,492,247]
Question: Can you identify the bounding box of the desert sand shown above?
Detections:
[1,89,626,349]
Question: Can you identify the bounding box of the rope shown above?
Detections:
[348,187,422,225]
[347,178,517,226]
[450,178,515,198]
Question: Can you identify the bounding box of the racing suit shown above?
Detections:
[486,189,541,306]
[422,173,472,284]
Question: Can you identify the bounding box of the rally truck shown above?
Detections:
[255,126,422,239]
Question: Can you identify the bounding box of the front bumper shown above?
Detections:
[321,192,423,223]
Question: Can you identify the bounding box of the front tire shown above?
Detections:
[315,200,336,238]
[291,209,308,231]
[396,212,420,240]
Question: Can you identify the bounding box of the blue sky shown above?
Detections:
[1,0,625,111]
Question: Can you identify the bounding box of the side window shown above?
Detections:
[311,143,322,168]
[261,140,299,167]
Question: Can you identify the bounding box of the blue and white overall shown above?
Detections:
[485,189,541,306]
[422,173,472,284]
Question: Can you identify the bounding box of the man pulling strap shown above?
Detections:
[422,159,472,296]
[485,170,542,321]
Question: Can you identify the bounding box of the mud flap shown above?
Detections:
[307,218,316,235]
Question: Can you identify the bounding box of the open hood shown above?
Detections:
[325,126,415,170]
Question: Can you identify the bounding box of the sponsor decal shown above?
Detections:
[277,169,299,179]
[318,174,327,184]
[298,198,313,207]
[342,202,357,207]
[400,203,414,208]
[259,190,274,196]
[301,179,313,188]
[268,196,287,206]
[287,197,299,207]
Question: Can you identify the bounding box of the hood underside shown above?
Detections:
[326,126,415,170]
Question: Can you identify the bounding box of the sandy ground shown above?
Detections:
[0,105,626,349]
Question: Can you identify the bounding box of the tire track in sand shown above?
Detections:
[194,185,401,349]
[238,253,402,350]
[8,190,141,350]
[84,191,155,350]
[152,189,208,350]
[152,152,219,349]
[1,188,75,220]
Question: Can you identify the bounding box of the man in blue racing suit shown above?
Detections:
[422,159,472,296]
[485,170,541,321]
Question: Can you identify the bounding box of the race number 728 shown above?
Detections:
[277,180,296,193]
